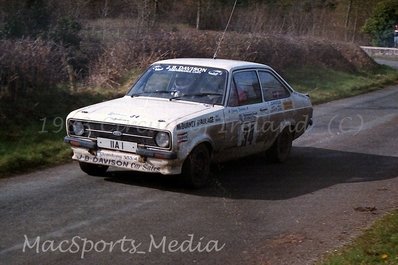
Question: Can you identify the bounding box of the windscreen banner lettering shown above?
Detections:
[166,65,207,74]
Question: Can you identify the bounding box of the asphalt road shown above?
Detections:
[374,57,398,69]
[1,86,398,265]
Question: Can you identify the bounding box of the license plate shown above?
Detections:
[97,137,137,152]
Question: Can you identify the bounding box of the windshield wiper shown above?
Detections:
[169,93,223,101]
[131,90,175,97]
[150,90,174,94]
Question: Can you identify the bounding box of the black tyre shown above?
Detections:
[79,162,109,176]
[267,128,293,163]
[182,144,211,188]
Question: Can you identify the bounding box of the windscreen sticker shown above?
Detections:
[166,65,207,74]
[208,70,224,76]
[153,65,164,71]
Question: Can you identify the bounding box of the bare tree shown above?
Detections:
[196,0,201,30]
[345,0,353,41]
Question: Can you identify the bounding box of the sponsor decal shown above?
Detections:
[107,112,128,117]
[96,151,138,161]
[239,112,257,122]
[270,100,283,113]
[166,65,207,74]
[76,154,160,172]
[107,117,130,123]
[176,116,216,130]
[177,121,196,130]
[196,116,214,126]
[283,100,294,110]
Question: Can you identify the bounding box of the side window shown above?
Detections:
[258,71,290,101]
[228,81,239,107]
[228,71,262,106]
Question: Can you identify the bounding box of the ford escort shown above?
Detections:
[64,58,313,187]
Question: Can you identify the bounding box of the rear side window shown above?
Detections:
[258,71,290,101]
[228,70,262,106]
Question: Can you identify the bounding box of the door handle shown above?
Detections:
[260,108,268,112]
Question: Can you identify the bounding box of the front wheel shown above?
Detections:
[182,144,211,188]
[79,162,109,176]
[267,128,293,163]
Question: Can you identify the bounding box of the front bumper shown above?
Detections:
[64,136,181,175]
[64,136,177,159]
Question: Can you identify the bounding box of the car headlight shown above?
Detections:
[72,121,85,136]
[155,132,170,148]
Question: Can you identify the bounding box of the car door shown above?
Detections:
[222,69,269,159]
[257,70,292,147]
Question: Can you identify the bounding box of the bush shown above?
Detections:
[0,39,68,101]
[362,0,398,47]
[0,38,69,125]
[88,30,378,89]
[49,17,82,48]
[1,0,51,39]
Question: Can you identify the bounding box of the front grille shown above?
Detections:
[68,120,163,148]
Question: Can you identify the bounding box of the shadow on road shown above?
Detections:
[104,147,398,200]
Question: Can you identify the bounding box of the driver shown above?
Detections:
[173,72,196,95]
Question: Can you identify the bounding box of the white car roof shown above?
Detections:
[153,58,272,72]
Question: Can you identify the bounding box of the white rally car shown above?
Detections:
[65,58,312,187]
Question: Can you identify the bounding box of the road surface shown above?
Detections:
[1,86,398,265]
[374,58,398,69]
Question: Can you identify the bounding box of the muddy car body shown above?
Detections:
[65,58,313,187]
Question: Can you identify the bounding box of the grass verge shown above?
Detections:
[0,123,72,176]
[0,89,119,177]
[284,65,398,104]
[318,210,398,265]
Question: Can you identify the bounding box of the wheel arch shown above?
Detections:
[189,139,214,157]
[279,119,295,136]
[181,140,213,188]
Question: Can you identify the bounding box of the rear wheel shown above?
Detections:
[182,144,211,188]
[79,162,109,176]
[267,128,293,163]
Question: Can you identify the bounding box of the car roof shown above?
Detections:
[153,58,272,71]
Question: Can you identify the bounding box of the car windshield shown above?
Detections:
[127,64,227,105]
